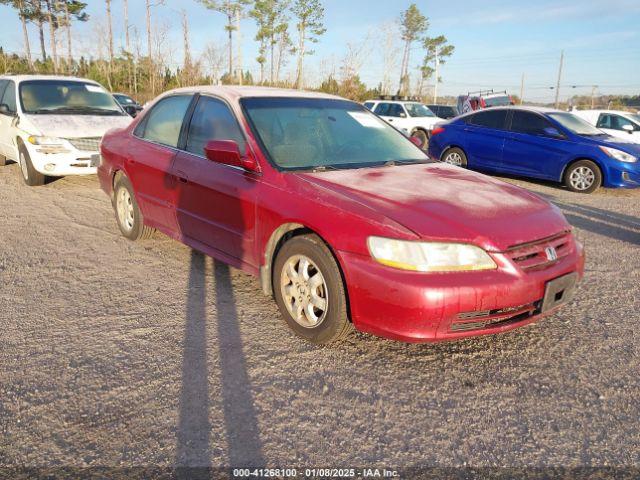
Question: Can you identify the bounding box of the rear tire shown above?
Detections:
[411,129,429,150]
[564,160,602,194]
[442,147,468,168]
[273,234,354,345]
[17,143,45,186]
[0,154,7,167]
[113,175,155,240]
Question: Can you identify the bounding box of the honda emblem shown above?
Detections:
[545,246,558,261]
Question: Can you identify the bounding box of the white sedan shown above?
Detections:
[573,109,640,143]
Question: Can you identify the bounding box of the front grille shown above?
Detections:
[451,301,539,332]
[65,137,101,152]
[507,232,573,272]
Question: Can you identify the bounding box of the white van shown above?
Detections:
[0,75,132,185]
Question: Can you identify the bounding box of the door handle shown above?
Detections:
[174,170,188,184]
[388,119,394,122]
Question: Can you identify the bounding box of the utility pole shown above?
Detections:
[433,45,440,104]
[554,50,564,109]
[520,73,525,104]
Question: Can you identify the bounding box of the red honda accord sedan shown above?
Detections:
[98,86,585,344]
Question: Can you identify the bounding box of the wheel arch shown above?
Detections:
[560,157,605,184]
[260,223,352,321]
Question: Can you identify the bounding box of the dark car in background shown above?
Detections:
[113,93,143,117]
[428,106,640,193]
[427,104,459,119]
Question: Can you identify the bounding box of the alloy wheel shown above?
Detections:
[569,166,595,191]
[444,151,462,166]
[280,254,329,328]
[116,187,135,232]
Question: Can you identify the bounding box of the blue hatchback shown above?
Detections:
[428,106,640,193]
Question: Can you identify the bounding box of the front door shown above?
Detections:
[0,80,17,158]
[171,95,258,268]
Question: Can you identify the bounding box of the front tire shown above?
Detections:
[113,175,155,240]
[273,234,353,345]
[564,160,602,193]
[442,147,468,168]
[17,143,45,186]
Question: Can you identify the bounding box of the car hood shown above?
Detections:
[23,114,132,138]
[577,133,640,152]
[296,163,570,252]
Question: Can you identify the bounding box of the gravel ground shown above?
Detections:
[0,162,639,479]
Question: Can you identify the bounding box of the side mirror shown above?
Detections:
[399,112,407,118]
[543,127,563,138]
[204,140,260,173]
[409,135,424,148]
[0,104,15,116]
[622,124,634,133]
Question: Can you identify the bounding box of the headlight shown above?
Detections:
[28,135,65,146]
[367,237,497,272]
[27,136,70,154]
[599,146,637,163]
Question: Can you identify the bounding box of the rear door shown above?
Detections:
[171,94,258,267]
[502,110,572,179]
[128,94,193,233]
[462,109,509,170]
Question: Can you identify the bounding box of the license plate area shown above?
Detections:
[90,154,101,167]
[541,272,578,312]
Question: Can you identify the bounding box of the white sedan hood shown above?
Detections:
[23,114,132,138]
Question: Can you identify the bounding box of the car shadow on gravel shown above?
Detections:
[540,196,640,245]
[175,250,265,477]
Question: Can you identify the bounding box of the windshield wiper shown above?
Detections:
[30,106,123,115]
[311,165,341,172]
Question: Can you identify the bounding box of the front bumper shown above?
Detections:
[603,161,640,188]
[337,241,585,343]
[25,142,99,176]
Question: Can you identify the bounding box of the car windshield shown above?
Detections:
[241,97,430,171]
[405,103,435,117]
[548,112,605,136]
[114,94,135,105]
[484,95,512,107]
[628,113,640,124]
[20,80,124,115]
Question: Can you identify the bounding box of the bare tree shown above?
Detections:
[105,0,114,89]
[380,22,400,95]
[202,41,226,85]
[145,0,165,95]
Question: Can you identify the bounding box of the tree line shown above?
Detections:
[0,1,454,103]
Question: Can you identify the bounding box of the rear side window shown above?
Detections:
[363,102,375,111]
[467,109,507,129]
[510,111,553,135]
[185,96,245,156]
[1,81,16,113]
[137,95,192,147]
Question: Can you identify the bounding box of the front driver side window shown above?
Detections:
[138,95,192,147]
[185,96,246,157]
[1,81,16,113]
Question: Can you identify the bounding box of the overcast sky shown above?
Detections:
[1,0,638,102]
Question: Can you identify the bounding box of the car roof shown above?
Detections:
[575,109,636,115]
[0,74,101,84]
[455,105,563,120]
[159,85,345,102]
